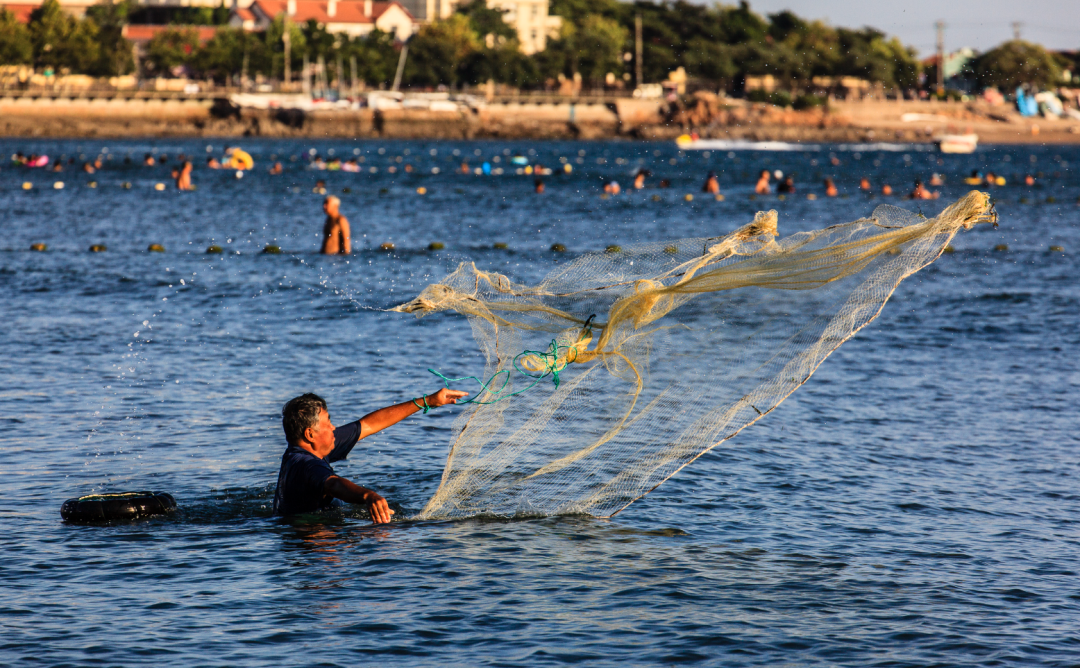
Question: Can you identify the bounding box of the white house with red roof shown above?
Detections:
[230,0,417,40]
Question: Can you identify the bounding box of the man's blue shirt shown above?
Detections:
[273,420,362,515]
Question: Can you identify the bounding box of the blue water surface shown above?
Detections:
[1,138,1078,666]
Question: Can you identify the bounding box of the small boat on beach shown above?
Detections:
[936,133,978,154]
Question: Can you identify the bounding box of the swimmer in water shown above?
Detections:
[603,181,621,195]
[824,177,838,197]
[273,390,468,522]
[207,157,221,169]
[269,161,283,175]
[634,169,650,190]
[881,183,893,196]
[535,179,545,194]
[909,179,938,200]
[860,177,871,191]
[702,171,720,194]
[321,196,351,255]
[777,176,795,194]
[176,161,193,191]
[144,154,156,166]
[755,169,771,194]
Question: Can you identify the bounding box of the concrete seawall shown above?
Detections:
[2,94,1077,143]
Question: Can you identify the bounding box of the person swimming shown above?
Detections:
[224,147,254,171]
[702,171,720,194]
[634,169,650,190]
[777,176,795,194]
[603,181,621,195]
[755,170,771,194]
[207,157,222,169]
[824,178,838,197]
[321,196,351,255]
[176,161,193,191]
[535,179,545,194]
[860,177,871,192]
[881,183,893,196]
[909,179,939,200]
[269,162,283,175]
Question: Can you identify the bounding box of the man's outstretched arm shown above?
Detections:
[324,475,394,524]
[358,388,468,439]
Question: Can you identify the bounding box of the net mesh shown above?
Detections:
[394,191,997,520]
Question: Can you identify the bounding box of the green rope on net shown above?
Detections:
[429,339,579,405]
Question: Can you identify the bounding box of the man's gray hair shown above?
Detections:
[325,195,340,207]
[282,393,327,445]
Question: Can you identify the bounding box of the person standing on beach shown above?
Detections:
[321,196,351,255]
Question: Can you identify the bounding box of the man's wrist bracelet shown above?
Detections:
[412,396,431,414]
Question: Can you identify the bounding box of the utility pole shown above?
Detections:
[283,16,291,88]
[935,20,945,95]
[1011,21,1022,40]
[392,44,408,92]
[634,14,643,89]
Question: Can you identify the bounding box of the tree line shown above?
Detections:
[0,0,1072,93]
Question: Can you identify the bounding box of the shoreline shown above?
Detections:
[2,95,1079,144]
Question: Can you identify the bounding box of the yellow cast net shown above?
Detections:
[394,191,997,519]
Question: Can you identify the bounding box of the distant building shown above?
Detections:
[484,0,560,55]
[1,0,102,20]
[230,0,417,40]
[922,47,977,91]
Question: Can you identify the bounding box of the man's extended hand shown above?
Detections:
[427,388,469,408]
[364,490,394,524]
[325,475,395,524]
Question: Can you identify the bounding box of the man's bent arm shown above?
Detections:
[324,475,393,524]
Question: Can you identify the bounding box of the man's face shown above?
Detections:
[303,409,336,458]
[323,200,337,216]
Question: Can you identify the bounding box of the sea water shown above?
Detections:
[1,139,1078,666]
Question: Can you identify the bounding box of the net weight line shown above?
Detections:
[430,315,597,405]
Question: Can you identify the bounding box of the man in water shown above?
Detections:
[321,196,351,255]
[755,170,771,194]
[274,390,468,522]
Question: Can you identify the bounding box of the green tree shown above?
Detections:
[462,40,540,87]
[683,37,735,83]
[972,40,1064,90]
[29,0,101,72]
[194,27,269,83]
[145,27,200,74]
[715,1,767,44]
[0,9,33,65]
[552,14,627,85]
[403,14,481,87]
[835,28,918,88]
[340,30,398,87]
[548,0,619,24]
[85,0,135,75]
[263,14,306,81]
[458,1,515,42]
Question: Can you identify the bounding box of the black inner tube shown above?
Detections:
[61,491,176,523]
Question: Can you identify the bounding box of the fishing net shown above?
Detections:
[394,191,996,520]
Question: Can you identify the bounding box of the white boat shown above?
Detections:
[675,135,820,151]
[936,134,978,154]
